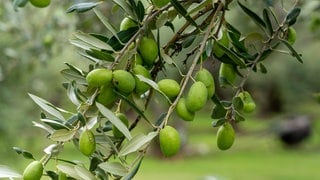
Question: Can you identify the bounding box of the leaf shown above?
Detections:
[0,165,22,178]
[237,1,266,30]
[118,132,158,156]
[67,82,81,106]
[182,35,196,48]
[135,1,145,22]
[12,147,35,160]
[263,8,273,35]
[41,118,70,130]
[74,165,96,180]
[212,118,226,127]
[211,104,227,119]
[156,11,169,29]
[86,49,115,62]
[235,112,245,122]
[50,129,77,142]
[32,121,54,134]
[215,41,246,67]
[117,27,139,43]
[259,63,268,73]
[73,31,113,51]
[99,162,128,176]
[61,69,87,85]
[285,7,301,26]
[57,164,83,180]
[114,91,150,123]
[135,75,172,103]
[66,2,102,13]
[122,157,143,180]
[29,94,65,120]
[170,0,198,27]
[280,39,303,63]
[232,96,243,111]
[112,0,135,18]
[96,102,132,140]
[13,0,28,11]
[94,9,118,37]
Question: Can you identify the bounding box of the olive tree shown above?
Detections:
[2,0,302,179]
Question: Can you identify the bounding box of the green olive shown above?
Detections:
[176,98,195,121]
[186,81,208,112]
[157,79,181,99]
[159,126,181,157]
[86,68,113,87]
[216,122,235,150]
[219,63,236,87]
[237,91,256,113]
[287,27,297,45]
[79,129,96,156]
[23,161,43,180]
[120,17,137,31]
[29,0,50,8]
[96,85,117,107]
[133,65,151,95]
[112,70,136,94]
[152,0,170,8]
[195,68,215,99]
[139,37,158,66]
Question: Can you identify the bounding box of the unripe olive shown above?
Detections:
[112,113,129,138]
[112,70,136,94]
[133,65,151,95]
[287,27,297,45]
[120,17,137,31]
[79,129,96,156]
[152,0,170,8]
[139,37,158,66]
[195,68,215,99]
[86,68,113,87]
[176,98,195,121]
[29,0,50,8]
[213,31,229,58]
[159,126,181,157]
[186,81,208,112]
[237,91,256,113]
[23,161,43,180]
[134,53,143,65]
[217,122,235,150]
[219,63,236,87]
[157,79,181,99]
[96,85,116,107]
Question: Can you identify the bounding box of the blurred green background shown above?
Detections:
[1,1,320,179]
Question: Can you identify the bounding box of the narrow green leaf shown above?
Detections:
[96,102,132,140]
[86,49,115,62]
[74,165,96,180]
[232,96,243,111]
[114,91,150,124]
[156,11,169,29]
[136,1,145,22]
[215,41,246,67]
[12,147,35,160]
[122,157,143,180]
[259,63,268,73]
[57,164,83,180]
[13,0,28,11]
[50,129,77,142]
[285,7,301,26]
[280,39,303,63]
[182,35,196,48]
[99,162,128,176]
[170,0,198,27]
[112,0,135,18]
[263,8,273,35]
[237,1,266,29]
[235,112,245,122]
[67,82,81,106]
[118,132,158,156]
[0,165,22,178]
[94,9,118,37]
[29,94,65,120]
[41,118,70,130]
[66,2,102,13]
[73,31,113,51]
[61,69,87,85]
